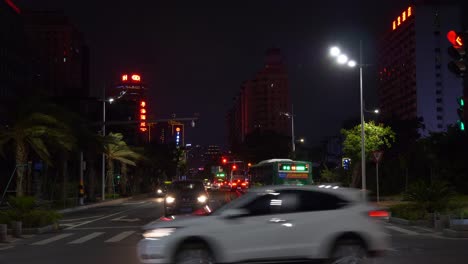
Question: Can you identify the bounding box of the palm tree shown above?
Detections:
[0,112,75,196]
[103,133,142,196]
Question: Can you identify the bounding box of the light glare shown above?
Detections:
[348,60,357,67]
[330,47,341,57]
[337,54,348,64]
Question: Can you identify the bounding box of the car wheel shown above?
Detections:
[329,240,367,264]
[175,244,214,264]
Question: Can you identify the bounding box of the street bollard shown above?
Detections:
[0,224,7,242]
[11,221,22,238]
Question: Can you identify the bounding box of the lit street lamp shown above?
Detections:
[329,42,367,192]
[100,90,126,201]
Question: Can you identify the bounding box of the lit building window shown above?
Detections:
[397,16,401,26]
[408,6,412,17]
[403,11,406,21]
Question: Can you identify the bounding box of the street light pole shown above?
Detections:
[102,97,106,201]
[291,104,296,154]
[359,40,366,192]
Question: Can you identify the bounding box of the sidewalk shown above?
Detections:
[57,193,150,214]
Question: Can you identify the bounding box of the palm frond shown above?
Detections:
[27,137,52,165]
[113,157,137,166]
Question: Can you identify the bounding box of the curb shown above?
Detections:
[57,193,150,214]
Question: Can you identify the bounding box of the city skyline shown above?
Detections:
[12,0,468,147]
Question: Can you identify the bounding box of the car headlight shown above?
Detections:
[157,189,163,194]
[143,228,176,239]
[197,195,207,203]
[166,196,175,204]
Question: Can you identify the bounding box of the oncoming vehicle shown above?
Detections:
[138,185,390,264]
[249,159,313,186]
[164,180,209,216]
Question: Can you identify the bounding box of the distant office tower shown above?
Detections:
[228,48,291,148]
[378,4,463,133]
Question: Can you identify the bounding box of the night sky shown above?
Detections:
[15,0,468,148]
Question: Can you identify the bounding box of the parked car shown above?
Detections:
[164,180,209,216]
[138,185,390,264]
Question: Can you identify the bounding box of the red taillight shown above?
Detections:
[241,183,246,186]
[220,183,223,186]
[232,183,237,186]
[369,210,389,218]
[160,216,173,221]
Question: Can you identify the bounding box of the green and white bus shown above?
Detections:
[249,159,313,186]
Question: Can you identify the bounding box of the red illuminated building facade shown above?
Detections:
[227,49,291,148]
[378,3,463,133]
[107,73,149,144]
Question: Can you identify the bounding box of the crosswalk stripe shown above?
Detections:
[105,231,136,243]
[68,232,104,244]
[32,233,74,245]
[385,225,419,235]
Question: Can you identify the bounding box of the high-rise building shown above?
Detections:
[106,73,149,145]
[0,0,29,101]
[23,11,89,97]
[228,48,291,148]
[378,3,463,134]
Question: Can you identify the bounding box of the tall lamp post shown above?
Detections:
[280,105,295,156]
[101,90,126,201]
[329,42,366,192]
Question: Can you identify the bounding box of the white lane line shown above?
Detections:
[73,226,141,230]
[105,231,136,243]
[32,233,74,245]
[60,215,105,222]
[123,201,146,205]
[0,246,14,251]
[65,202,148,230]
[385,225,419,235]
[68,232,104,244]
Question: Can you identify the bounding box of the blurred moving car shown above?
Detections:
[164,180,209,216]
[138,185,390,264]
[230,179,249,192]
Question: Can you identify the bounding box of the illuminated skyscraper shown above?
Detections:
[378,3,463,133]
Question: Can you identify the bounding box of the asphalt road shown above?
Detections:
[1,191,468,264]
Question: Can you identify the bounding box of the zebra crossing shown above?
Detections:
[28,230,139,246]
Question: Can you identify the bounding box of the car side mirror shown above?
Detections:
[220,208,249,219]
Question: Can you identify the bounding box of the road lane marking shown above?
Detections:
[32,233,74,245]
[65,202,148,230]
[68,232,104,244]
[0,246,14,251]
[60,215,105,222]
[123,201,146,205]
[73,226,141,230]
[111,215,140,222]
[105,231,136,242]
[385,225,418,235]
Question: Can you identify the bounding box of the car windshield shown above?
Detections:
[168,181,205,193]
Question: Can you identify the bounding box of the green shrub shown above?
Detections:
[8,196,36,212]
[0,211,11,225]
[404,180,454,213]
[21,210,62,228]
[390,203,427,221]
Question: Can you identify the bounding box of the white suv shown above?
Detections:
[137,185,390,264]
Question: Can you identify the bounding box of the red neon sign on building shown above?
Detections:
[121,73,141,83]
[392,6,413,31]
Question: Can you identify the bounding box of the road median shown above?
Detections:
[58,193,151,214]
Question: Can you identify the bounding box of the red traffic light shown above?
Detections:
[232,165,237,170]
[447,30,464,47]
[222,158,227,164]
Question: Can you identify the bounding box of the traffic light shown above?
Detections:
[342,158,351,170]
[222,158,227,164]
[457,96,465,131]
[139,100,147,132]
[447,30,467,77]
[232,165,237,170]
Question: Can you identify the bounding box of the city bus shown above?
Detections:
[249,159,313,186]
